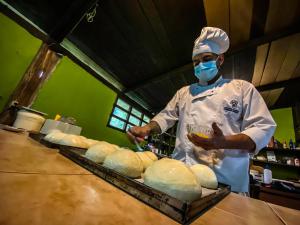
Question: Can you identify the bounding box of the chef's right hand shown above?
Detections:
[127,125,151,143]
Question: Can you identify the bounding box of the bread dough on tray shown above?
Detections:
[58,134,88,148]
[103,149,143,178]
[143,158,202,202]
[136,152,155,171]
[85,142,120,163]
[143,151,158,161]
[44,130,67,144]
[190,164,218,189]
[85,139,101,148]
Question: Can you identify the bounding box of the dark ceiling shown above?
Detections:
[1,0,300,113]
[67,0,207,88]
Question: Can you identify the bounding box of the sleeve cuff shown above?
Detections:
[241,127,274,155]
[151,116,168,134]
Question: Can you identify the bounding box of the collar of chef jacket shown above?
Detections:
[180,76,226,145]
[189,76,230,101]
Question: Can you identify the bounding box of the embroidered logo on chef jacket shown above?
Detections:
[224,99,239,114]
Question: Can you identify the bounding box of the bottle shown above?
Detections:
[283,141,287,149]
[274,139,278,149]
[263,164,272,185]
[295,158,300,167]
[267,136,275,148]
[289,139,294,149]
[287,158,293,165]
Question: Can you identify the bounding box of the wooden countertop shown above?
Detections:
[0,129,299,225]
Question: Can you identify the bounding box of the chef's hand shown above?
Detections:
[187,122,256,152]
[127,121,162,143]
[127,125,151,143]
[187,122,225,150]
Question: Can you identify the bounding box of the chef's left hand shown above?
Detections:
[187,122,225,150]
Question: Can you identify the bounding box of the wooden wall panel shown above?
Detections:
[252,43,269,86]
[260,36,293,85]
[265,0,300,33]
[276,33,300,82]
[203,0,230,35]
[292,62,300,78]
[232,48,256,82]
[229,0,253,46]
[267,88,284,107]
[260,90,270,106]
[260,88,284,108]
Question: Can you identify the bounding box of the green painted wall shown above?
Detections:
[269,108,298,179]
[0,13,133,148]
[32,57,133,147]
[0,13,42,111]
[271,107,295,143]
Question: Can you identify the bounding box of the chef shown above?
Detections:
[127,27,276,193]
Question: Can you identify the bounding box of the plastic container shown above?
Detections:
[263,165,272,184]
[13,110,45,132]
[186,124,213,138]
[40,119,82,135]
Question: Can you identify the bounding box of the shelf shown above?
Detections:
[163,132,176,138]
[252,159,300,168]
[151,138,160,142]
[262,147,300,153]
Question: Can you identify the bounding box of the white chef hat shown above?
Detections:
[192,27,230,57]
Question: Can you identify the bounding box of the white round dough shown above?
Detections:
[136,152,154,171]
[110,143,121,151]
[143,158,202,202]
[84,138,101,148]
[78,135,88,144]
[103,149,143,178]
[44,131,56,142]
[85,142,119,163]
[58,134,88,148]
[44,130,67,144]
[143,151,158,161]
[190,164,218,189]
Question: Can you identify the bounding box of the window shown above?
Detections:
[108,97,151,132]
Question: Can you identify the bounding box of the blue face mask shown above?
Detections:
[194,60,219,83]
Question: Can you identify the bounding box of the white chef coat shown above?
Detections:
[152,77,276,192]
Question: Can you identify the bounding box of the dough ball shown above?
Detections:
[136,152,154,171]
[78,135,88,143]
[84,138,101,148]
[190,164,218,189]
[85,142,119,163]
[44,130,67,144]
[58,134,88,148]
[103,150,143,178]
[143,158,202,202]
[110,143,121,151]
[143,151,158,161]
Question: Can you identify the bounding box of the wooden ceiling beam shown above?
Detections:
[0,2,48,42]
[125,25,300,92]
[229,24,300,55]
[256,76,300,92]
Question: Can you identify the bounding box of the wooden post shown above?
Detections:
[292,102,300,145]
[0,43,62,125]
